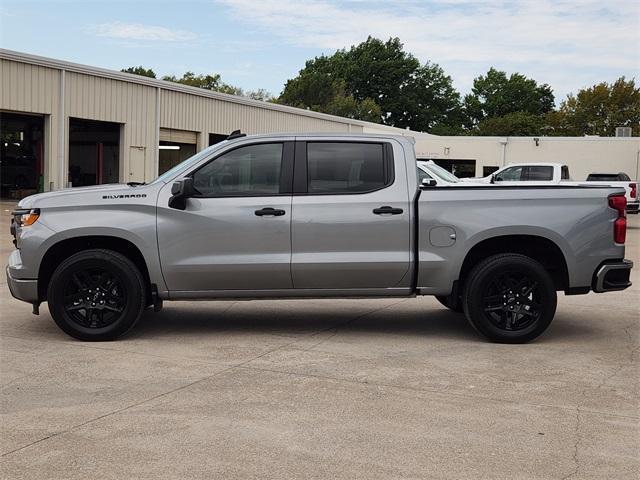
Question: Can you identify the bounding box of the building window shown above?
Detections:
[483,166,499,177]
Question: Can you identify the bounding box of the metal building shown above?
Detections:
[1,49,638,200]
[0,49,408,199]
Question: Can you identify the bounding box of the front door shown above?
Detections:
[157,142,294,292]
[291,140,411,290]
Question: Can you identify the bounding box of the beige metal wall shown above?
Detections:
[160,89,360,149]
[0,54,363,189]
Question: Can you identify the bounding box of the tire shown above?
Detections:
[462,253,557,344]
[435,294,463,313]
[48,249,146,341]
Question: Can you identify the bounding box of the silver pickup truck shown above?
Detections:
[6,133,633,343]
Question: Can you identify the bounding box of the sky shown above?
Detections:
[1,0,638,103]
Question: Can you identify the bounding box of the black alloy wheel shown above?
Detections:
[63,267,127,329]
[48,249,146,341]
[481,271,541,331]
[463,253,557,343]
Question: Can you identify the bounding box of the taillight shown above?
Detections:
[608,194,626,244]
[630,183,638,199]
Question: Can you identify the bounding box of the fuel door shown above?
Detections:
[429,226,457,247]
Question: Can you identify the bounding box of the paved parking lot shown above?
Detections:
[1,200,638,479]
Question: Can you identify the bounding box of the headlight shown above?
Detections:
[13,208,40,227]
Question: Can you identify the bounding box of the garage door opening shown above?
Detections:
[69,118,120,187]
[0,112,44,199]
[159,128,197,174]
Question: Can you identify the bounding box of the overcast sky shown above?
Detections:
[1,0,638,102]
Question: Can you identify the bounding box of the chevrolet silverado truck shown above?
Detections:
[6,133,634,343]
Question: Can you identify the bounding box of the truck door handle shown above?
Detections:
[255,207,286,217]
[373,206,403,215]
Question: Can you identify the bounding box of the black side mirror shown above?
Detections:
[491,175,501,184]
[420,178,437,188]
[169,177,196,210]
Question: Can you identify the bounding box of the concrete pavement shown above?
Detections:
[1,200,638,479]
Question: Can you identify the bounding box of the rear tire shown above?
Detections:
[48,249,146,341]
[435,295,463,313]
[462,253,557,343]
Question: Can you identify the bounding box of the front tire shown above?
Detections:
[462,253,557,343]
[48,249,146,341]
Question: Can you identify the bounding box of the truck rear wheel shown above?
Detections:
[462,253,557,343]
[47,249,146,341]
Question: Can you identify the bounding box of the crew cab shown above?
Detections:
[7,133,633,344]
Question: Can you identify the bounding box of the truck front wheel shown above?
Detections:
[462,253,557,343]
[48,249,146,341]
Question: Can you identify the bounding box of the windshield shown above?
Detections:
[422,161,460,183]
[150,142,228,184]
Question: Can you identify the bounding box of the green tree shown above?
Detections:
[161,71,243,95]
[475,112,544,136]
[545,77,640,136]
[279,37,462,133]
[245,88,274,102]
[121,66,156,78]
[464,68,554,128]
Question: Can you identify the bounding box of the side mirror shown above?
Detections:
[491,175,502,184]
[168,177,196,210]
[421,178,437,188]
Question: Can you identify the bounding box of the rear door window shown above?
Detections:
[524,166,554,181]
[306,142,390,194]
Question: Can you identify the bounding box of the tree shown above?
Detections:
[475,112,544,136]
[464,68,554,128]
[545,77,640,136]
[121,66,156,78]
[161,71,242,95]
[279,37,463,133]
[245,88,274,102]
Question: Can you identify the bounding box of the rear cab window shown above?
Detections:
[299,142,394,194]
[524,166,554,181]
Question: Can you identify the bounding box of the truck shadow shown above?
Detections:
[127,300,596,344]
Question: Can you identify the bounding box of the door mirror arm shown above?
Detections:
[169,177,196,210]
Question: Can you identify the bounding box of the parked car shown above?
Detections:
[416,160,464,185]
[585,173,638,214]
[7,133,633,344]
[462,162,571,184]
[465,163,638,214]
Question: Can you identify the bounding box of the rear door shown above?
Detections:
[290,139,412,290]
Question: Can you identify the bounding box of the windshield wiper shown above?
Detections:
[127,182,146,187]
